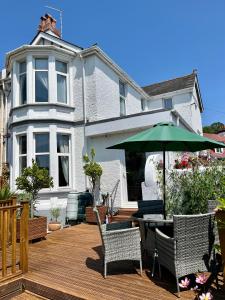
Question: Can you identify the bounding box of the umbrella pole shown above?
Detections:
[163,150,166,219]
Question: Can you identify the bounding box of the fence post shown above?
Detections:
[20,200,29,273]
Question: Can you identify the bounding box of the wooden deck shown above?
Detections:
[1,224,224,300]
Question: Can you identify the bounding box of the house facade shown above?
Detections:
[0,15,204,220]
[203,133,225,159]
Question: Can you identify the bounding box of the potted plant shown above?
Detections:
[215,197,225,286]
[16,159,54,241]
[83,148,106,223]
[48,207,61,231]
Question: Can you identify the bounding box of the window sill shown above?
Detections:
[10,103,75,115]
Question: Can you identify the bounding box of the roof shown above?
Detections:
[203,133,225,143]
[142,73,196,96]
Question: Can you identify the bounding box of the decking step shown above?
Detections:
[117,208,137,216]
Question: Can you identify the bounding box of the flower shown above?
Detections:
[196,273,208,285]
[199,292,213,300]
[179,277,190,288]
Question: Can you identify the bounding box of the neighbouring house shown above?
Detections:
[0,14,204,221]
[203,133,225,159]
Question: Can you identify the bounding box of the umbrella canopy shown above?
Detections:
[107,122,225,218]
[107,122,225,152]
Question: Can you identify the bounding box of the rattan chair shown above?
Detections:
[93,207,142,278]
[155,213,215,296]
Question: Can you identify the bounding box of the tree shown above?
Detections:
[16,159,54,218]
[203,122,224,133]
[83,148,103,206]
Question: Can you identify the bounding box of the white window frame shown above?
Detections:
[163,98,173,110]
[55,60,68,104]
[57,133,71,188]
[18,61,27,105]
[34,132,50,173]
[215,148,223,154]
[119,80,126,116]
[34,57,49,102]
[18,134,27,175]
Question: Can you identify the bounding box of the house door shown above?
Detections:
[125,151,146,202]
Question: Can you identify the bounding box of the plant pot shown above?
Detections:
[85,206,107,223]
[17,216,47,241]
[216,210,225,286]
[48,222,61,231]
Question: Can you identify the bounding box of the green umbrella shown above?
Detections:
[107,122,225,218]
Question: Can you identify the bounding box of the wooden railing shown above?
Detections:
[0,199,29,282]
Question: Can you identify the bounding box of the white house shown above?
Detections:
[0,14,203,220]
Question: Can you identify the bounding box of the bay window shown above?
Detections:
[56,60,67,103]
[57,134,70,187]
[35,133,50,172]
[18,135,27,174]
[19,62,27,104]
[35,58,48,102]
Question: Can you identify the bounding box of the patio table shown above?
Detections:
[133,216,173,260]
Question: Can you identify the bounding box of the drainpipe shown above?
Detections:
[79,53,88,189]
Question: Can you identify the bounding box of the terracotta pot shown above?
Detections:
[48,222,61,231]
[85,206,107,223]
[216,210,225,286]
[17,216,47,241]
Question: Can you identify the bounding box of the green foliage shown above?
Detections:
[217,197,225,210]
[16,159,54,217]
[203,122,224,133]
[83,148,103,205]
[50,207,60,222]
[0,186,15,201]
[166,160,225,216]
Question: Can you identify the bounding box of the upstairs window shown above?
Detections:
[35,58,48,102]
[163,98,173,110]
[119,80,126,116]
[35,133,50,172]
[141,99,148,111]
[57,134,70,187]
[18,135,27,174]
[19,62,27,105]
[56,60,67,104]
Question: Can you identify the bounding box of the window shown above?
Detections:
[35,58,48,102]
[35,133,50,172]
[19,62,27,104]
[119,80,126,116]
[18,135,27,174]
[56,60,67,103]
[57,134,70,187]
[141,99,147,111]
[163,98,173,109]
[215,148,223,154]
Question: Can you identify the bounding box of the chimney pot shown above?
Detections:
[38,13,61,38]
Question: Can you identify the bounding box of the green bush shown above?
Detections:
[166,160,225,216]
[16,159,54,218]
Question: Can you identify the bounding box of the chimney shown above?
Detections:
[38,14,61,38]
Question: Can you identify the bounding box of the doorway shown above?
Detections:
[125,151,146,202]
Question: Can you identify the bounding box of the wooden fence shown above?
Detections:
[0,198,29,282]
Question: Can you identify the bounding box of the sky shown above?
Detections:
[0,0,225,126]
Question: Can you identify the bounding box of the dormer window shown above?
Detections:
[163,98,173,109]
[56,60,67,103]
[35,58,48,102]
[19,61,27,104]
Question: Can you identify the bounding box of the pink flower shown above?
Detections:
[196,273,208,285]
[199,292,213,300]
[179,277,190,289]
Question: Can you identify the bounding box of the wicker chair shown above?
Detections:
[93,207,142,278]
[155,213,215,296]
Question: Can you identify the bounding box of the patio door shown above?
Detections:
[125,151,146,202]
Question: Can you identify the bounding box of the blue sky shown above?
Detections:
[0,0,225,125]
